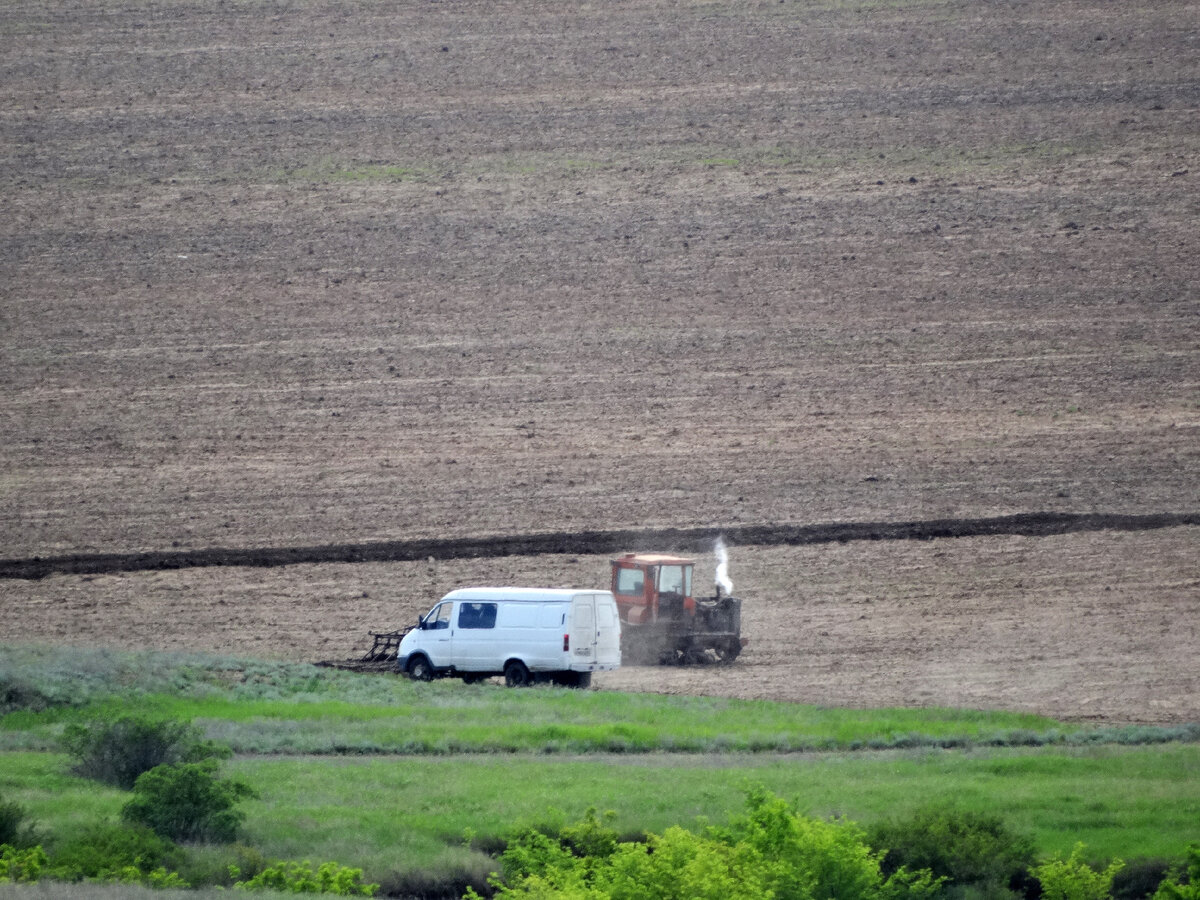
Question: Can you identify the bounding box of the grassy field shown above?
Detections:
[2,645,1198,893]
[6,646,1195,756]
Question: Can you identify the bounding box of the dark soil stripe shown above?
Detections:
[2,512,1196,581]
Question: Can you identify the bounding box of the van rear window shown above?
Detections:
[457,602,497,629]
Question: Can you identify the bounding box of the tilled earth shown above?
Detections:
[4,527,1198,724]
[2,0,1198,723]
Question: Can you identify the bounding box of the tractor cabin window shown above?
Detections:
[658,565,691,596]
[615,567,645,595]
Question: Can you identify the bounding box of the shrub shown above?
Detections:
[1154,845,1200,900]
[121,761,256,843]
[1111,859,1172,900]
[60,715,231,789]
[477,789,943,900]
[0,674,56,713]
[0,844,48,883]
[718,787,943,900]
[231,859,378,895]
[0,798,38,850]
[867,805,1036,898]
[1033,844,1124,900]
[47,822,186,883]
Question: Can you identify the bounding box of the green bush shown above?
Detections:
[0,799,38,850]
[0,674,57,713]
[1033,844,1124,900]
[1111,859,1172,900]
[1154,845,1200,900]
[47,822,186,883]
[121,761,256,843]
[476,789,944,900]
[867,805,1035,898]
[230,858,378,895]
[0,845,48,883]
[61,715,231,789]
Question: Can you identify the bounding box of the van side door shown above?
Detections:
[455,601,499,672]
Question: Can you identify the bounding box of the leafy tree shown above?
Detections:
[121,760,256,843]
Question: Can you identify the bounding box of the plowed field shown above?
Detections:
[2,0,1198,724]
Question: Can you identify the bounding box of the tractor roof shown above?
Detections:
[612,553,695,566]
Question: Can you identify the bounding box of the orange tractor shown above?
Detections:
[610,552,745,664]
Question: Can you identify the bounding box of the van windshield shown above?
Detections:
[425,603,452,630]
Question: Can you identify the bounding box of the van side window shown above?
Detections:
[458,602,497,629]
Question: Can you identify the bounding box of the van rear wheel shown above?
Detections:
[504,660,532,688]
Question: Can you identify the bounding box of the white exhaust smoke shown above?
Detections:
[714,537,734,595]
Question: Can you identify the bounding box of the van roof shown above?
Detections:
[441,587,613,603]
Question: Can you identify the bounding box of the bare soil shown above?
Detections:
[4,528,1198,724]
[2,0,1198,724]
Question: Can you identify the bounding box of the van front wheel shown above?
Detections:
[504,660,532,688]
[406,655,433,682]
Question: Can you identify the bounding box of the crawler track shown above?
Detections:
[2,511,1196,580]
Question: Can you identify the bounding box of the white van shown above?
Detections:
[396,587,622,687]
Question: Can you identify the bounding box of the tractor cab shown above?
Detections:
[611,553,696,625]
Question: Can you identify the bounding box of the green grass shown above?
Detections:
[4,745,1198,884]
[3,645,1198,887]
[233,746,1196,866]
[4,645,1197,757]
[5,645,1113,755]
[5,679,1091,756]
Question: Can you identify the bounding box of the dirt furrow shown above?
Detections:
[3,511,1196,580]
